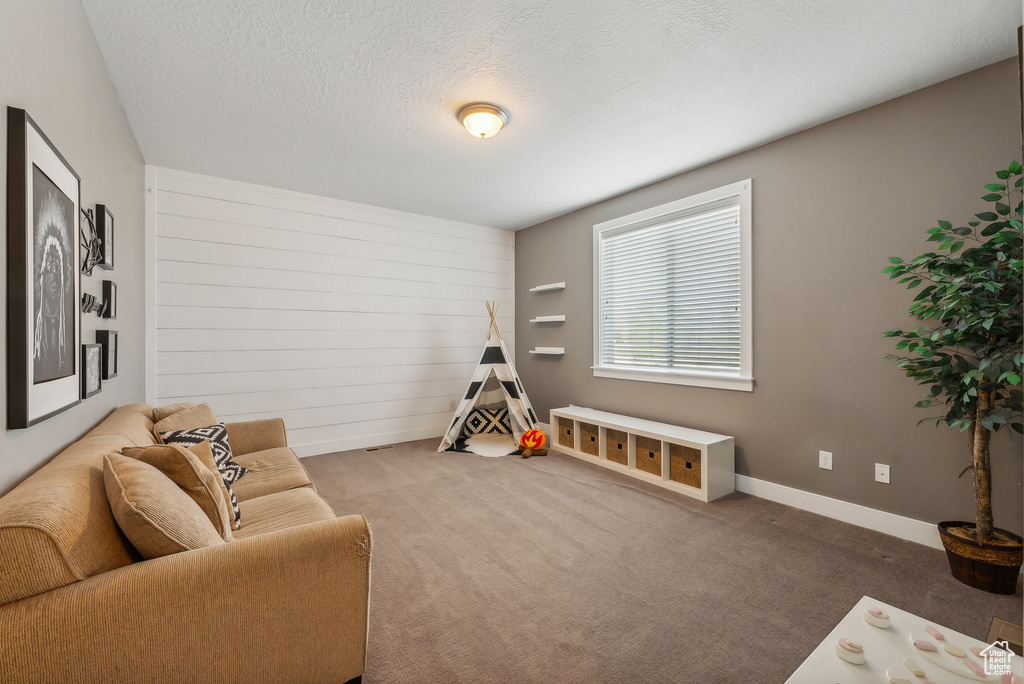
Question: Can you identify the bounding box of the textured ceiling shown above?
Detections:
[80,0,1019,230]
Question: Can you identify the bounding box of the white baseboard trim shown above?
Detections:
[293,427,443,458]
[734,474,943,550]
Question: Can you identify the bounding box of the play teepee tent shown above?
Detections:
[438,302,539,452]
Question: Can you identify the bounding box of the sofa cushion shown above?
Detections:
[152,401,196,423]
[121,443,233,540]
[231,447,314,502]
[159,422,249,485]
[103,454,226,560]
[232,488,336,540]
[153,403,218,439]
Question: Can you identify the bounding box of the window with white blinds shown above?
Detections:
[593,180,752,391]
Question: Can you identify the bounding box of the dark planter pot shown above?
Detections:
[937,521,1023,595]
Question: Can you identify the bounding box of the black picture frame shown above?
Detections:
[81,343,102,398]
[7,107,82,429]
[79,207,101,276]
[101,280,117,319]
[96,330,117,380]
[96,204,113,270]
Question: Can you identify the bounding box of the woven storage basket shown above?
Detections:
[636,435,661,476]
[669,443,701,489]
[557,417,575,448]
[580,422,599,456]
[606,429,628,466]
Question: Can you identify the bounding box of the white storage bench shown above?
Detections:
[549,406,735,502]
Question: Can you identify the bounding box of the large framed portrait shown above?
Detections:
[7,107,82,428]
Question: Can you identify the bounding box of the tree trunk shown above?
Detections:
[973,389,994,544]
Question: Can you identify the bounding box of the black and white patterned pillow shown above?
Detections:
[159,423,248,527]
[221,479,241,531]
[463,407,512,436]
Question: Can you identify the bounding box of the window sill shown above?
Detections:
[592,366,753,392]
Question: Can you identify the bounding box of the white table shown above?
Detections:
[786,596,1023,683]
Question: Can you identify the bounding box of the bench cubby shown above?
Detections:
[549,406,734,503]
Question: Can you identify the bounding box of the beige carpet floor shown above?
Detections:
[303,438,1021,683]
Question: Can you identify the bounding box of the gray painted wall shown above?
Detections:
[515,59,1023,533]
[0,0,145,494]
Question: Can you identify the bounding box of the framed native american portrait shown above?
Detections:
[7,107,82,428]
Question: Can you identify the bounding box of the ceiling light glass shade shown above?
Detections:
[458,103,508,138]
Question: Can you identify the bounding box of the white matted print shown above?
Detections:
[6,107,81,428]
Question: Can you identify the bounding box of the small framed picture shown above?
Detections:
[81,344,102,398]
[96,330,117,380]
[96,204,113,270]
[102,280,117,319]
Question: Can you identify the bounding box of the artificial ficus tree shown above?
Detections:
[884,161,1023,545]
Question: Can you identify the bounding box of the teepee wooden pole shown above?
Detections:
[487,301,503,340]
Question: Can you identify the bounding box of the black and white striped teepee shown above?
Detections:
[437,302,539,452]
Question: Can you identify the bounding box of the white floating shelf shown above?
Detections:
[529,347,565,355]
[529,282,565,293]
[529,315,565,323]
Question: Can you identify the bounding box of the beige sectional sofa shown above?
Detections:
[0,403,371,683]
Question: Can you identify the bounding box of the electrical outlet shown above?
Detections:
[875,463,890,484]
[819,451,833,470]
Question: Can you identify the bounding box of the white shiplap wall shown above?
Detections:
[146,167,514,456]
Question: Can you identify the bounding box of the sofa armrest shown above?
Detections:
[0,515,371,684]
[225,417,288,455]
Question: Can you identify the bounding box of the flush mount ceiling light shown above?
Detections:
[457,103,509,139]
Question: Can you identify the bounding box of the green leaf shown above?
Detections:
[996,202,1010,216]
[976,212,999,221]
[887,256,903,264]
[968,218,980,227]
[981,223,1002,236]
[996,169,1011,179]
[984,183,1006,191]
[914,400,931,408]
[982,193,1003,202]
[1009,160,1022,174]
[952,226,972,235]
[937,220,952,230]
[949,240,964,253]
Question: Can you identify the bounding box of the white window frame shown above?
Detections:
[592,179,753,392]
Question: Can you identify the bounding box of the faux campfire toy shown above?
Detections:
[518,429,547,458]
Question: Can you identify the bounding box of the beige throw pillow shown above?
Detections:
[153,403,218,442]
[152,402,197,423]
[185,440,240,531]
[103,454,226,560]
[122,443,233,540]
